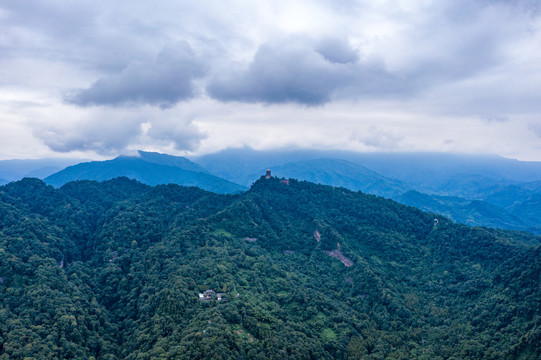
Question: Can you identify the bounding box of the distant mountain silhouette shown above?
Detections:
[267,158,409,198]
[136,150,209,173]
[44,151,246,194]
[0,158,84,182]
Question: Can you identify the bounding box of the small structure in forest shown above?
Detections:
[199,289,215,301]
[244,237,257,242]
[280,179,290,185]
[265,169,271,179]
[199,289,227,302]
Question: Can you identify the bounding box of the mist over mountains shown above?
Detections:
[0,158,84,185]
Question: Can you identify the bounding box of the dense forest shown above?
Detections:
[0,176,539,359]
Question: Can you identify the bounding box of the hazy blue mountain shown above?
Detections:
[459,200,531,230]
[337,152,541,190]
[484,181,541,208]
[0,158,85,181]
[511,193,541,225]
[268,158,409,198]
[0,178,8,186]
[192,148,541,196]
[398,190,470,217]
[44,153,246,194]
[398,190,537,233]
[191,148,336,186]
[434,173,511,199]
[136,150,209,173]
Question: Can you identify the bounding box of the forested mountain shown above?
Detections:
[7,149,541,234]
[0,176,539,359]
[44,152,245,194]
[193,149,541,234]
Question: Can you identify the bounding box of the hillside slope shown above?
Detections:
[0,177,539,359]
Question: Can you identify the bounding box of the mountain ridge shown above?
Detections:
[8,149,541,234]
[44,152,246,194]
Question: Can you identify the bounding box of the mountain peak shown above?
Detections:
[44,152,246,193]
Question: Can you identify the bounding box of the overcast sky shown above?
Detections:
[1,0,541,161]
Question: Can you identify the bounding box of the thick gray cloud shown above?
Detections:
[206,0,528,106]
[66,42,207,108]
[315,37,359,64]
[207,35,403,105]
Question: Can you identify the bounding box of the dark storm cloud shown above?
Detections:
[66,41,207,108]
[206,8,512,107]
[207,36,403,105]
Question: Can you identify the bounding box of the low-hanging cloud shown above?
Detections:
[31,106,207,155]
[66,41,208,108]
[33,116,143,155]
[146,118,206,151]
[349,127,404,150]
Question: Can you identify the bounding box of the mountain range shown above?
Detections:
[3,148,541,234]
